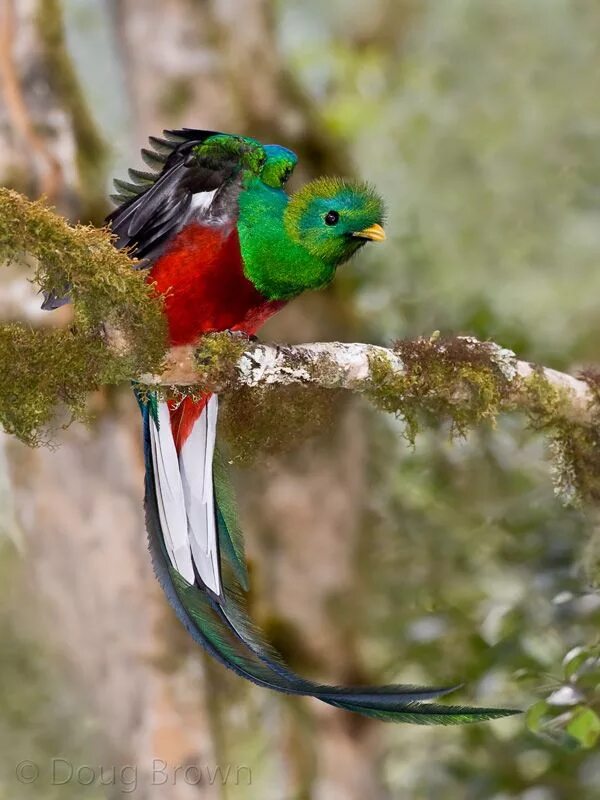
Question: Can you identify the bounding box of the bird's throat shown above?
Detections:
[237,179,336,300]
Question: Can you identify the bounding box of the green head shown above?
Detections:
[284,177,385,267]
[238,175,385,300]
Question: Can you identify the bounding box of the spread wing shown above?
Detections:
[106,129,268,265]
[41,128,293,309]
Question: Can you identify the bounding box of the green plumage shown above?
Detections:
[324,701,518,725]
[213,447,248,590]
[168,566,518,725]
[110,130,297,207]
[132,129,520,727]
[237,176,385,300]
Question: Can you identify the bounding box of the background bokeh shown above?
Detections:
[1,1,600,798]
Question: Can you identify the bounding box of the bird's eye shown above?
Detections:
[324,210,340,226]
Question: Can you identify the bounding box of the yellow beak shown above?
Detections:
[352,223,386,242]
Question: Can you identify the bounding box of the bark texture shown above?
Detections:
[147,338,597,428]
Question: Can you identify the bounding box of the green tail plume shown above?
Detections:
[213,447,249,590]
[141,398,520,724]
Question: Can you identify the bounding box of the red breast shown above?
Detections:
[149,222,284,346]
[148,222,285,448]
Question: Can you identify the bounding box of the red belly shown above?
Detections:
[148,222,285,448]
[149,222,284,346]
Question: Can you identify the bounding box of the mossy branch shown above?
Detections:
[0,187,166,444]
[144,335,595,426]
[0,186,598,501]
[141,333,600,503]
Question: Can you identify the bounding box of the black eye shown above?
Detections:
[324,210,340,226]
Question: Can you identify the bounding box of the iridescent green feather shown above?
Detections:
[213,447,249,590]
[169,546,520,724]
[325,701,519,725]
[169,567,289,682]
[192,134,266,175]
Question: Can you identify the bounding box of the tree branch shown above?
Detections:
[0,186,598,500]
[139,334,600,505]
[140,335,598,429]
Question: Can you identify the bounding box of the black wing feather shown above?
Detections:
[106,128,245,264]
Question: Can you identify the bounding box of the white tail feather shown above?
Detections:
[149,403,195,583]
[179,395,221,596]
[150,396,222,596]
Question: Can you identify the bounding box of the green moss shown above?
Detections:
[366,335,511,443]
[551,427,600,506]
[521,369,571,426]
[581,369,600,406]
[219,383,345,463]
[0,188,167,445]
[190,334,600,502]
[194,332,251,390]
[364,336,600,505]
[0,326,95,444]
[192,333,343,462]
[523,371,600,505]
[139,335,343,461]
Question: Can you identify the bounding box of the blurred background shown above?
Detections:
[1,0,600,798]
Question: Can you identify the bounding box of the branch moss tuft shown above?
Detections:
[524,371,600,504]
[0,188,167,445]
[366,335,512,443]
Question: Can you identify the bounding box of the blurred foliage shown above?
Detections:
[286,0,600,364]
[278,0,600,797]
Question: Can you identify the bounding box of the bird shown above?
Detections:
[74,129,519,724]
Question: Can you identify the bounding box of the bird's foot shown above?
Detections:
[223,330,259,343]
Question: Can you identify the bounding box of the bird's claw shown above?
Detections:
[223,330,259,343]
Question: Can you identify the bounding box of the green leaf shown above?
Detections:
[526,700,551,733]
[563,646,590,680]
[567,707,600,749]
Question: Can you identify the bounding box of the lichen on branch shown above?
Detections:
[0,188,167,444]
[366,334,518,441]
[142,332,600,502]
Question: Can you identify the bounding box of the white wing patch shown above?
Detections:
[190,189,218,214]
[149,402,195,583]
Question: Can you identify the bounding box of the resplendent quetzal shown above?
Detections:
[102,130,516,724]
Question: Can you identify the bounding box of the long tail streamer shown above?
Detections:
[139,392,518,724]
